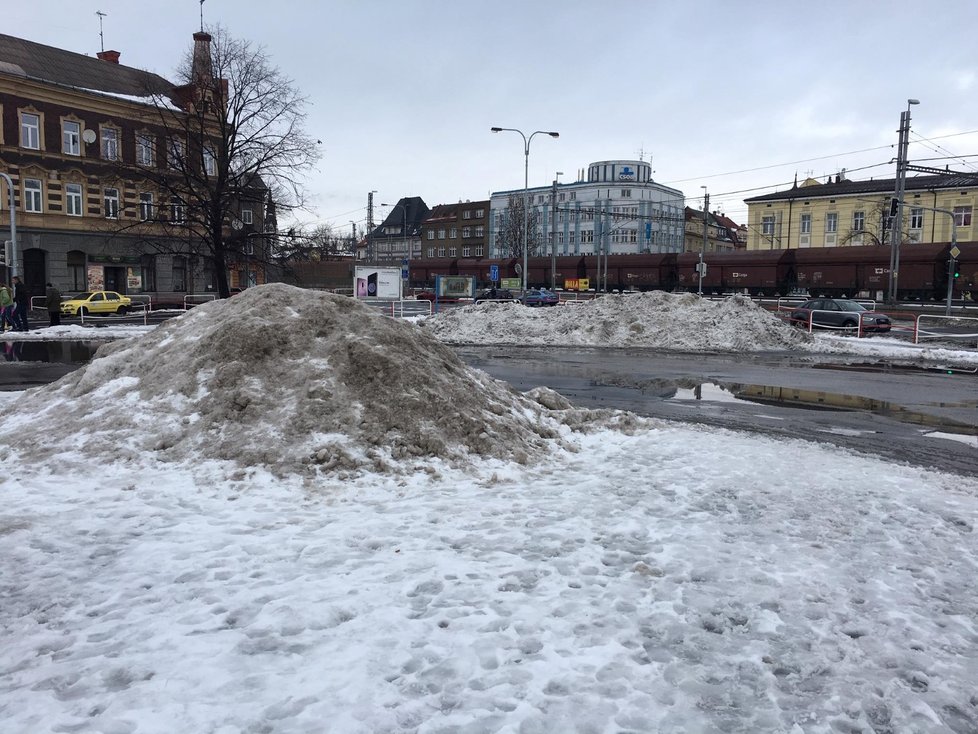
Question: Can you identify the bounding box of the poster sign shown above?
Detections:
[500,278,521,289]
[564,278,590,291]
[354,266,402,300]
[436,276,474,299]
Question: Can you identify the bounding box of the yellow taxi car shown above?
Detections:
[60,290,132,316]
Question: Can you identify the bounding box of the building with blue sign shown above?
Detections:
[488,159,685,258]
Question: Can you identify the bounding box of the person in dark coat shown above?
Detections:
[45,283,62,327]
[11,276,29,332]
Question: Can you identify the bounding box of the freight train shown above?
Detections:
[290,242,978,301]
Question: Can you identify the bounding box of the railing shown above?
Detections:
[914,314,978,346]
[358,298,432,318]
[183,294,218,309]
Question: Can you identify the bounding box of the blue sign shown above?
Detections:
[489,264,499,282]
[645,222,652,240]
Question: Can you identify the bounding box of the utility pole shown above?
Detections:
[366,191,376,263]
[698,187,709,296]
[550,172,562,289]
[888,99,920,304]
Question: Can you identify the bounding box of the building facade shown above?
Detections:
[744,174,978,250]
[420,200,488,259]
[489,160,685,258]
[367,196,429,262]
[682,207,743,253]
[0,32,266,299]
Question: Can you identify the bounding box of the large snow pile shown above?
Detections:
[0,284,614,476]
[422,291,813,350]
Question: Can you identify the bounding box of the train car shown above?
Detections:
[608,253,677,292]
[790,243,950,300]
[407,258,454,289]
[675,250,792,296]
[454,258,490,287]
[524,256,585,290]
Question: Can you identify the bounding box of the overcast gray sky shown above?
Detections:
[7,0,978,234]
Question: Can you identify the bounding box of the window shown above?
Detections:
[23,179,42,212]
[65,183,83,216]
[910,208,923,230]
[621,189,632,198]
[475,226,484,237]
[558,232,565,245]
[241,208,253,225]
[800,213,812,234]
[476,208,485,217]
[438,229,446,240]
[63,120,81,155]
[628,229,637,243]
[426,247,435,257]
[462,246,471,257]
[136,134,154,166]
[462,210,472,219]
[450,227,457,239]
[953,206,972,227]
[581,230,594,244]
[761,215,775,235]
[203,145,217,176]
[474,246,484,257]
[570,192,576,201]
[448,247,457,257]
[558,193,566,202]
[101,127,119,160]
[462,227,471,238]
[168,138,185,169]
[437,247,446,257]
[825,212,838,233]
[20,112,40,149]
[139,192,154,221]
[853,211,865,231]
[426,230,435,240]
[104,187,120,219]
[170,196,186,224]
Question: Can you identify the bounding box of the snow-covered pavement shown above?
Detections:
[1,286,976,733]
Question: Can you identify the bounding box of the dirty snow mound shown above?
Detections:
[0,284,594,476]
[423,292,811,351]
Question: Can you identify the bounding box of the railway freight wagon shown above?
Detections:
[523,256,586,290]
[605,253,677,292]
[790,243,951,300]
[676,250,792,296]
[407,259,454,289]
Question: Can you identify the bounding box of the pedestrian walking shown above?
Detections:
[0,283,13,332]
[11,276,30,332]
[45,282,62,327]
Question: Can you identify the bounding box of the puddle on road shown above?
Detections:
[1,340,101,364]
[658,378,978,436]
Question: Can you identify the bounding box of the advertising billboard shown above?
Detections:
[435,276,475,299]
[354,266,402,300]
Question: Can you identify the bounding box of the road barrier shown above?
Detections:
[914,314,978,346]
[183,294,217,309]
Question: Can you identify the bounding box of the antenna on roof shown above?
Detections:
[96,10,107,52]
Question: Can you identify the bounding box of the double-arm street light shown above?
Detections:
[491,127,559,292]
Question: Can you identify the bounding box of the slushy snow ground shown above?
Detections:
[1,286,976,734]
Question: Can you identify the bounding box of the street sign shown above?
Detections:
[489,264,499,282]
[950,245,961,259]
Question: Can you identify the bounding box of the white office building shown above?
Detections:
[489,160,685,258]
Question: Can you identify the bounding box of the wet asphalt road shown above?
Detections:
[455,346,978,478]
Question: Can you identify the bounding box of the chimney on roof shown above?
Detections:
[97,50,121,64]
[191,31,214,84]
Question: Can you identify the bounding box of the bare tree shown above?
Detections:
[127,26,321,297]
[840,197,907,247]
[273,224,353,264]
[495,193,542,258]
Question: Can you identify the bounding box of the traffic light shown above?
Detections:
[0,240,11,267]
[889,197,899,217]
[953,259,960,279]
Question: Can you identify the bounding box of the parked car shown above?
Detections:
[789,298,892,333]
[60,290,132,316]
[521,288,560,307]
[473,288,516,304]
[415,291,460,303]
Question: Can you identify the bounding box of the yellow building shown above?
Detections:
[744,174,976,250]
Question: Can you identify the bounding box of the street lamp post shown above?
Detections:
[551,171,563,289]
[888,98,920,303]
[491,127,559,292]
[0,172,18,277]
